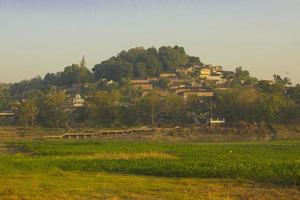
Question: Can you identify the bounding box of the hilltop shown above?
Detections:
[0,46,299,131]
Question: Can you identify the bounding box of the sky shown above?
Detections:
[0,0,299,83]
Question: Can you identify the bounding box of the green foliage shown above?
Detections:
[93,46,199,81]
[187,56,203,67]
[93,59,134,81]
[156,79,170,89]
[158,46,189,72]
[0,83,10,111]
[160,93,185,124]
[216,88,297,123]
[37,90,68,128]
[60,64,92,86]
[287,84,300,106]
[257,75,291,94]
[2,47,300,127]
[4,140,300,185]
[16,98,38,127]
[10,76,45,97]
[227,67,258,87]
[85,91,121,127]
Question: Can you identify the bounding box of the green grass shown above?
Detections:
[1,140,300,185]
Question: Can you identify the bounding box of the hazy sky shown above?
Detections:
[0,0,299,83]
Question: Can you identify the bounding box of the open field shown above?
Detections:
[0,127,300,199]
[3,140,300,185]
[1,172,299,200]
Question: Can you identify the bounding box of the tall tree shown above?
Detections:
[16,98,38,127]
[37,90,68,128]
[86,91,121,127]
[79,56,87,68]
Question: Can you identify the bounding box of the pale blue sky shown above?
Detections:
[0,0,299,83]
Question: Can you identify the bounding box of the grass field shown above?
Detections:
[0,138,300,199]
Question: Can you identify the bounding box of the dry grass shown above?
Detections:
[0,172,299,200]
[50,152,178,160]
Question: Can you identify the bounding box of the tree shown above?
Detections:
[216,88,297,123]
[61,64,92,86]
[161,93,185,124]
[79,56,87,68]
[37,90,68,128]
[185,95,211,124]
[140,90,162,126]
[93,60,133,81]
[156,79,170,89]
[16,98,38,127]
[10,76,45,97]
[86,91,121,127]
[287,84,300,106]
[187,56,203,67]
[158,46,189,72]
[0,83,11,111]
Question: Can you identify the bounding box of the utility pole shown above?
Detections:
[210,96,213,119]
[151,104,154,127]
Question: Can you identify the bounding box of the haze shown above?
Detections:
[0,0,299,83]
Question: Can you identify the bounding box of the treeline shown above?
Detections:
[9,46,202,97]
[7,79,300,128]
[11,87,193,128]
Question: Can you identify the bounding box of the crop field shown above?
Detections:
[0,139,300,199]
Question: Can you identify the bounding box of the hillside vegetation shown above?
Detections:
[0,46,299,130]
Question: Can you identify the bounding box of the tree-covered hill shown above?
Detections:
[1,45,300,128]
[9,46,202,96]
[93,46,202,81]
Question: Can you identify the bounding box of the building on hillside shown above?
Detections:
[208,117,226,126]
[211,66,223,73]
[131,79,153,90]
[148,77,159,82]
[0,112,15,125]
[176,68,187,75]
[73,94,85,107]
[260,80,275,85]
[0,112,15,117]
[160,73,177,79]
[200,65,224,79]
[168,78,185,85]
[175,88,214,99]
[204,75,227,85]
[190,81,200,88]
[176,65,201,75]
[199,67,211,79]
[106,80,115,85]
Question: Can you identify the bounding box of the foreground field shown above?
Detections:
[3,140,300,184]
[1,172,299,200]
[0,139,300,199]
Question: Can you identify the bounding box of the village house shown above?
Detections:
[199,67,211,79]
[131,79,153,90]
[204,75,227,85]
[73,94,85,107]
[0,112,15,117]
[211,66,223,73]
[199,65,226,85]
[175,87,214,99]
[208,117,226,126]
[176,65,200,75]
[159,73,177,79]
[168,78,194,91]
